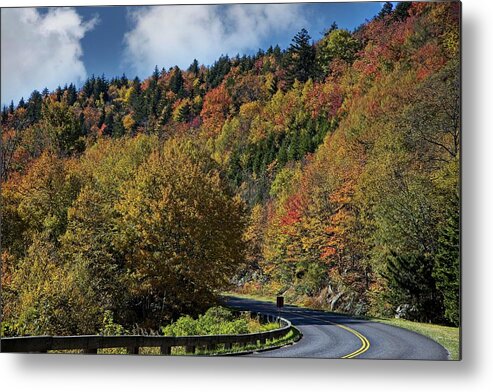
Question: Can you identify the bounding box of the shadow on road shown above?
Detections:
[222,295,371,327]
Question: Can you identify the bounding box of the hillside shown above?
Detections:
[1,2,460,336]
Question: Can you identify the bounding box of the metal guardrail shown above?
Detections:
[0,312,292,355]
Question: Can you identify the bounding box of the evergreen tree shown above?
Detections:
[266,133,276,164]
[103,110,115,136]
[94,75,109,102]
[285,28,316,86]
[206,55,231,89]
[252,144,263,174]
[278,138,288,166]
[433,202,460,326]
[239,54,254,73]
[98,107,106,128]
[325,21,339,36]
[152,65,160,81]
[384,252,444,323]
[299,129,311,157]
[55,86,62,101]
[128,77,145,126]
[172,99,191,122]
[83,75,96,98]
[288,130,300,161]
[188,59,200,75]
[121,73,128,87]
[112,115,125,137]
[1,105,7,121]
[377,2,394,19]
[144,70,162,117]
[27,90,43,123]
[169,66,185,96]
[66,84,77,106]
[393,2,412,21]
[272,45,283,62]
[157,96,173,126]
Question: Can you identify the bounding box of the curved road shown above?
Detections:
[224,296,449,360]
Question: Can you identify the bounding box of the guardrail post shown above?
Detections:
[127,346,139,355]
[185,345,195,354]
[160,345,171,355]
[206,343,216,352]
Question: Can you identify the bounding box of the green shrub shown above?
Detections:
[99,311,128,336]
[161,307,251,336]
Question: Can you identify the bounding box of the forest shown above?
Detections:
[1,2,460,337]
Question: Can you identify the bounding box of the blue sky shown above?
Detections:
[1,2,388,106]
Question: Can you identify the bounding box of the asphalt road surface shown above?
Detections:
[224,296,449,360]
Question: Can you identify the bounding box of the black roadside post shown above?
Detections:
[276,296,284,326]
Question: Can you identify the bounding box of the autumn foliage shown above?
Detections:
[1,2,460,336]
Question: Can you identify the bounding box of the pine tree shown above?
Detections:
[158,96,172,126]
[94,75,109,102]
[112,116,125,137]
[393,2,412,21]
[325,22,338,36]
[121,73,128,87]
[83,75,96,98]
[169,66,184,96]
[188,59,199,75]
[172,99,191,122]
[27,90,43,123]
[144,70,161,117]
[98,107,106,128]
[152,65,160,81]
[285,28,316,86]
[66,84,77,106]
[278,134,289,165]
[206,55,231,89]
[128,77,145,126]
[299,129,311,157]
[288,130,300,161]
[433,203,460,326]
[384,252,444,323]
[272,45,283,63]
[103,110,114,136]
[377,2,393,19]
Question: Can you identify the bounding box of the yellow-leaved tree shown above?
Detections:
[114,137,246,326]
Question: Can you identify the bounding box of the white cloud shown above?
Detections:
[1,8,97,106]
[123,4,306,76]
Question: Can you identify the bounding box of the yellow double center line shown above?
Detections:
[337,323,371,358]
[283,310,371,359]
